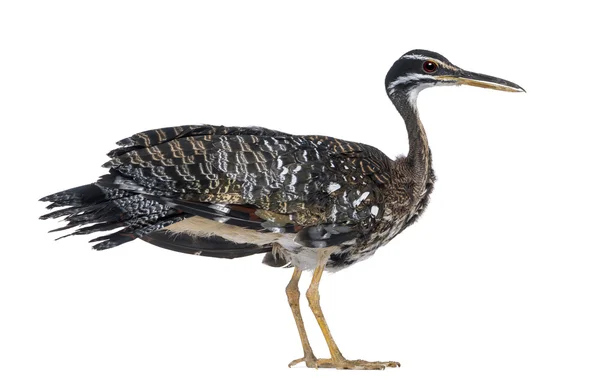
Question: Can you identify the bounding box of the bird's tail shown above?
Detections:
[39,173,187,250]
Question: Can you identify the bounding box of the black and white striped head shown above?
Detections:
[385,49,524,107]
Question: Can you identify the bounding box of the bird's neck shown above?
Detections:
[393,95,431,176]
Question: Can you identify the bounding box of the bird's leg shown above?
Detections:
[304,249,401,370]
[286,267,318,368]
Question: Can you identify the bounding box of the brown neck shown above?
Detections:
[391,94,431,179]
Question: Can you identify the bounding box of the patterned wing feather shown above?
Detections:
[42,124,394,250]
[107,125,392,226]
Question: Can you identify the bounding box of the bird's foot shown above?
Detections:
[288,353,318,368]
[289,355,400,370]
[313,358,400,370]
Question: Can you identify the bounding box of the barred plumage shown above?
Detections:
[41,124,402,269]
[39,50,524,369]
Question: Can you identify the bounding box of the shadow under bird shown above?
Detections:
[40,49,524,370]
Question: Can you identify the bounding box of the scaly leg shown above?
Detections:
[286,267,318,367]
[304,249,400,370]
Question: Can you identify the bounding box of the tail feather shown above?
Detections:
[54,221,128,238]
[89,215,187,250]
[40,172,274,260]
[40,204,95,220]
[89,230,137,250]
[39,175,188,250]
[39,183,108,209]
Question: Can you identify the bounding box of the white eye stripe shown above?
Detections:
[387,73,435,94]
[402,54,455,70]
[402,54,431,61]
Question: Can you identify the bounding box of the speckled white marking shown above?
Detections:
[279,166,289,179]
[353,191,370,207]
[209,204,230,214]
[327,183,341,193]
[330,203,338,218]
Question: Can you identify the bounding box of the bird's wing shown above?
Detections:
[104,124,393,247]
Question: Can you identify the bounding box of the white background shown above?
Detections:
[1,1,598,379]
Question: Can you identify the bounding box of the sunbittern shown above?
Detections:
[40,50,524,370]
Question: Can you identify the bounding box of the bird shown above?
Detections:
[39,49,524,370]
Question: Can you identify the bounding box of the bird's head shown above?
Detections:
[385,49,524,106]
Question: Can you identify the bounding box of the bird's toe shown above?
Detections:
[288,353,318,368]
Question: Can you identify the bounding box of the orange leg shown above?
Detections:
[286,267,318,367]
[303,249,401,370]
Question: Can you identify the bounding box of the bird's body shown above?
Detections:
[40,50,523,370]
[42,124,434,271]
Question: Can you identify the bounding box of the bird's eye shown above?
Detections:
[423,61,438,73]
